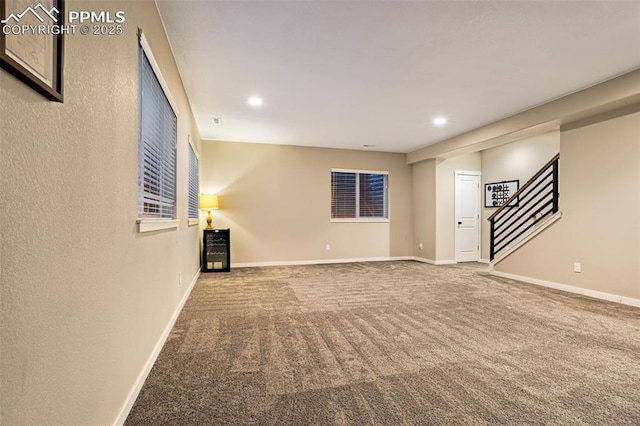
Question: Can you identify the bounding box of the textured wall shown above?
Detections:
[0,1,201,424]
[434,153,482,262]
[480,131,560,259]
[496,112,640,299]
[412,159,436,259]
[411,153,481,263]
[200,141,413,264]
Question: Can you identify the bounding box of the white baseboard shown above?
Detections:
[233,256,414,268]
[412,256,436,265]
[235,257,492,269]
[490,270,640,308]
[114,270,201,426]
[383,256,459,266]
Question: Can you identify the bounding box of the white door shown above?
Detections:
[455,171,481,262]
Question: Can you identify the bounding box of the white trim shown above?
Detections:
[233,256,463,268]
[187,140,200,223]
[413,256,458,266]
[409,257,458,265]
[233,256,414,268]
[114,270,200,425]
[491,212,562,266]
[138,30,179,116]
[434,259,457,265]
[330,169,390,221]
[490,270,640,308]
[188,134,199,159]
[479,258,490,264]
[454,170,482,176]
[330,218,390,223]
[412,256,436,265]
[137,219,180,233]
[331,168,389,175]
[329,168,391,223]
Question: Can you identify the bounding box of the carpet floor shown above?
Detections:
[125,261,640,425]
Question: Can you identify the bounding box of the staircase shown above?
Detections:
[488,153,561,265]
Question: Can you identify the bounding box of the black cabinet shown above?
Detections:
[202,229,230,272]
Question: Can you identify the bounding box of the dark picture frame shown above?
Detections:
[0,0,64,102]
[485,180,519,208]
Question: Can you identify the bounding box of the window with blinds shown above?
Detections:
[331,170,389,220]
[187,142,199,219]
[138,45,177,219]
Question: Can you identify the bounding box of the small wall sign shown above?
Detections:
[485,180,519,208]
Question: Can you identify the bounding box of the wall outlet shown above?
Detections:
[573,262,582,273]
[419,243,423,250]
[325,244,331,251]
[179,272,183,284]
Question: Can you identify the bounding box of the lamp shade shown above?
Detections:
[199,194,219,210]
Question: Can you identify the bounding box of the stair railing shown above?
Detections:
[488,153,560,261]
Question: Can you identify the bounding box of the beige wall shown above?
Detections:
[412,160,436,259]
[496,112,640,299]
[481,131,560,259]
[0,3,636,423]
[435,153,482,262]
[200,141,413,264]
[0,1,201,424]
[410,153,481,262]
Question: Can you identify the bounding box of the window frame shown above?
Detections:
[187,135,200,225]
[136,30,180,233]
[330,168,390,223]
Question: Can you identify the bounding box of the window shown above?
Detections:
[331,169,389,221]
[137,39,177,219]
[187,141,199,220]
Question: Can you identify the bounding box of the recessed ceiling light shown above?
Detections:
[248,97,263,107]
[433,117,447,126]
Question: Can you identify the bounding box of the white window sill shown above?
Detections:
[188,219,199,227]
[137,219,180,233]
[330,218,390,223]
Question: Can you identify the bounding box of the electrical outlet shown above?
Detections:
[573,263,582,273]
[325,244,331,251]
[419,243,423,250]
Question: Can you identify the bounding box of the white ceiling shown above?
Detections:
[155,0,640,153]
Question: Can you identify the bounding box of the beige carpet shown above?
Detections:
[126,261,640,425]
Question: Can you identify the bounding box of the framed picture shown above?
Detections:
[485,180,519,208]
[0,0,64,102]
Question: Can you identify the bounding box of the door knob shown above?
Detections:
[458,221,462,225]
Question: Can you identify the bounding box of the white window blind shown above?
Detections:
[359,173,388,217]
[331,170,388,220]
[187,142,199,219]
[138,43,177,219]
